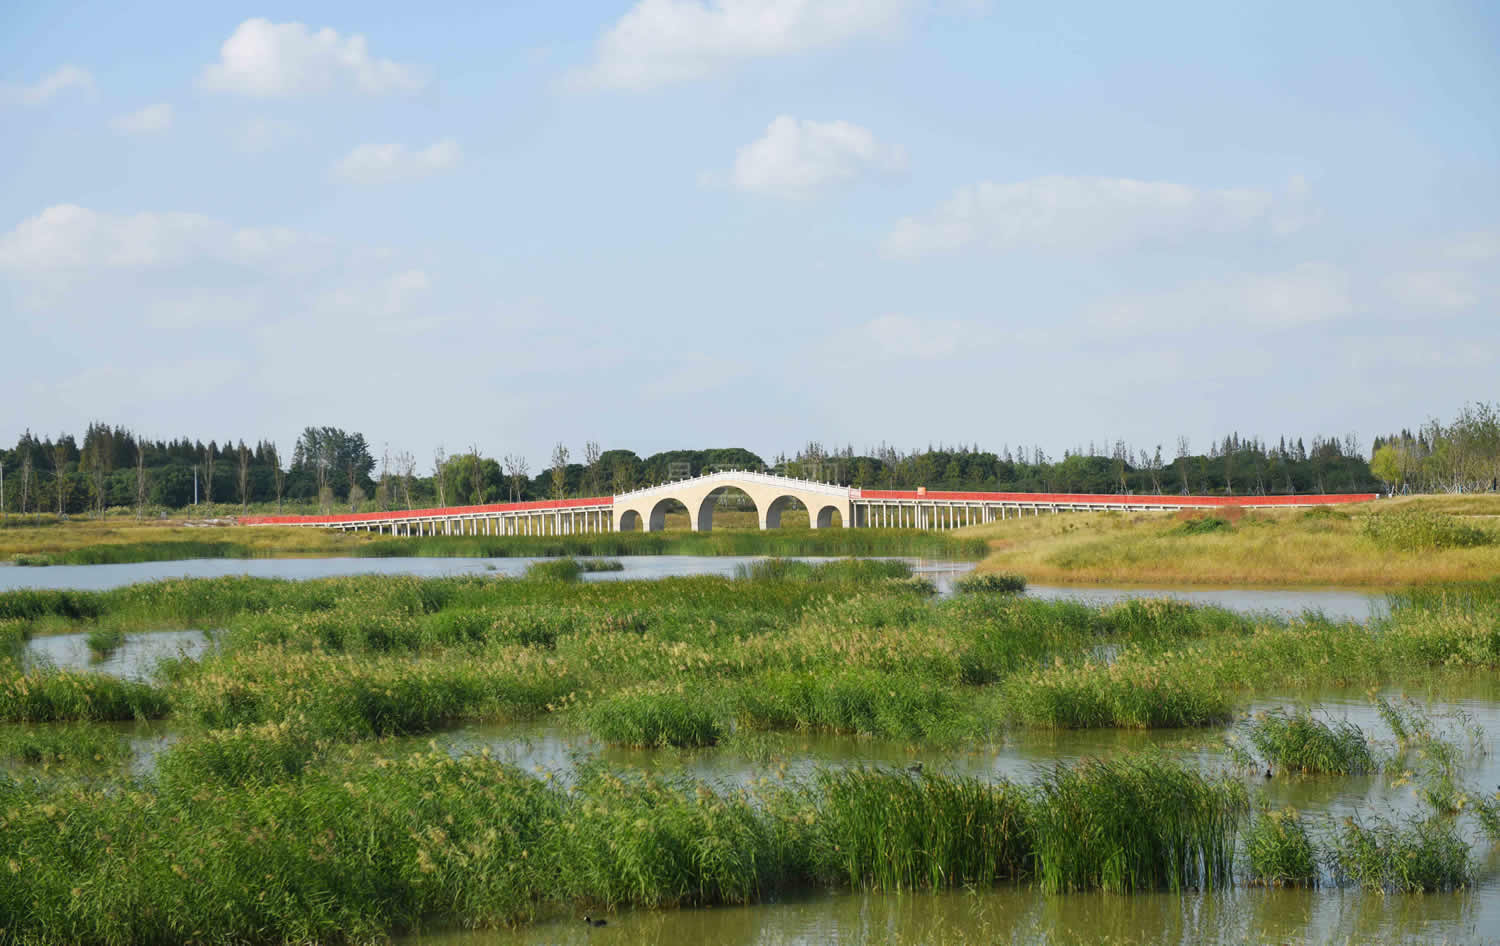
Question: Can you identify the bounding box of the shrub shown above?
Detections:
[1174,516,1232,536]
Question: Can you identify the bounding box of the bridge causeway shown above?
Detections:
[239,469,1377,534]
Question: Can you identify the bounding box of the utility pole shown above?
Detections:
[194,464,199,506]
[1,460,5,522]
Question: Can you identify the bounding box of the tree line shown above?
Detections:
[14,411,1495,518]
[1371,402,1500,494]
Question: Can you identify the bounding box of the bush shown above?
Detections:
[1174,516,1232,536]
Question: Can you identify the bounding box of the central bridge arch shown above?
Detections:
[613,470,853,532]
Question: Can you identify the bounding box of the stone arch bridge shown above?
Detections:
[240,469,1375,535]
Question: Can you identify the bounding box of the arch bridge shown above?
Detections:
[239,469,1376,533]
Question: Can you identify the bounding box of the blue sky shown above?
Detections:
[2,1,1496,467]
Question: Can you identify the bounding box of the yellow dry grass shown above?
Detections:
[0,517,382,559]
[960,495,1500,587]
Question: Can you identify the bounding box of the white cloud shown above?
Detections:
[333,140,462,183]
[199,18,424,97]
[576,0,911,91]
[884,175,1285,258]
[1088,263,1354,335]
[0,204,322,274]
[110,103,173,134]
[0,65,94,106]
[721,116,905,198]
[1385,270,1479,310]
[1446,231,1500,262]
[861,314,965,358]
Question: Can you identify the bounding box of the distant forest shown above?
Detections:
[2,403,1493,516]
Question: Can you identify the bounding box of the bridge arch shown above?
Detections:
[611,471,852,533]
[694,486,757,532]
[814,504,843,529]
[617,509,642,531]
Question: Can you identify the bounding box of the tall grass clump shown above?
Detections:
[0,722,131,768]
[1174,516,1232,536]
[799,767,1031,890]
[734,668,968,741]
[0,669,169,722]
[156,720,325,789]
[523,558,584,582]
[954,572,1026,594]
[86,625,126,655]
[1246,709,1375,775]
[1244,807,1318,887]
[1028,752,1248,893]
[734,558,913,583]
[1330,815,1471,892]
[1360,509,1493,552]
[582,687,724,747]
[1001,651,1234,729]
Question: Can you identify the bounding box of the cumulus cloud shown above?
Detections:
[884,175,1287,257]
[110,103,173,134]
[718,116,905,198]
[576,0,911,91]
[1088,263,1354,334]
[0,65,94,106]
[0,204,321,273]
[199,18,424,97]
[333,140,462,183]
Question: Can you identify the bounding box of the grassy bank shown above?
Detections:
[1,519,985,566]
[966,496,1500,587]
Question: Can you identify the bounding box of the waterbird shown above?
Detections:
[907,762,924,775]
[584,915,607,928]
[1265,767,1273,780]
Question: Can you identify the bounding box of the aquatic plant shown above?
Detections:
[0,669,169,722]
[0,721,131,768]
[953,572,1026,594]
[582,686,724,747]
[1329,815,1471,892]
[1244,807,1318,887]
[1246,709,1375,775]
[85,626,126,656]
[1028,751,1248,893]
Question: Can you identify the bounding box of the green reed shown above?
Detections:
[1028,751,1248,893]
[1329,815,1471,892]
[953,572,1027,594]
[1244,806,1318,887]
[0,721,131,769]
[1246,709,1375,775]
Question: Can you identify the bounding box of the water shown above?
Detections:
[0,556,1388,621]
[399,678,1500,946]
[22,628,211,681]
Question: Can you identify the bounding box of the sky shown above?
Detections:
[1,1,1497,469]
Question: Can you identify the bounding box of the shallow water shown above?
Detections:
[22,629,211,681]
[401,679,1500,946]
[0,555,1388,620]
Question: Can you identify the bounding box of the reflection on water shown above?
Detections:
[22,629,211,681]
[403,884,1495,946]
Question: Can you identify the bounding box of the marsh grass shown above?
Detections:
[1329,815,1471,892]
[953,572,1026,594]
[582,687,724,747]
[1028,751,1248,893]
[0,669,169,722]
[0,721,131,768]
[1246,709,1375,775]
[85,625,126,656]
[524,558,585,582]
[1360,509,1494,552]
[156,720,325,788]
[1245,807,1318,887]
[734,558,913,583]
